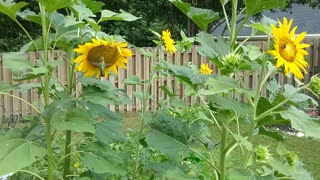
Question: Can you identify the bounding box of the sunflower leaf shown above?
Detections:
[0,0,28,20]
[168,0,219,31]
[3,52,32,75]
[281,106,320,139]
[51,108,95,133]
[0,138,46,176]
[37,0,73,12]
[98,9,139,23]
[81,142,126,174]
[245,0,287,16]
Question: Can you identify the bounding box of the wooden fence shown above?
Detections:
[1,37,320,119]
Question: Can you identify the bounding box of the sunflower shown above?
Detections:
[268,17,310,79]
[73,38,132,78]
[200,63,213,74]
[162,30,177,54]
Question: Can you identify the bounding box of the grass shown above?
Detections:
[122,112,320,179]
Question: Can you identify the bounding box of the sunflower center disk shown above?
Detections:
[87,45,119,68]
[279,39,296,62]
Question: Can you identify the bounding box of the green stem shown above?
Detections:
[18,170,45,180]
[40,3,53,180]
[230,0,238,48]
[243,59,268,166]
[198,94,222,132]
[63,49,75,180]
[0,92,41,114]
[15,20,40,53]
[221,2,231,34]
[63,130,72,179]
[219,124,228,180]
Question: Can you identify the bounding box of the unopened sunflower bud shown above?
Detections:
[223,53,241,66]
[255,145,270,161]
[309,75,320,95]
[285,151,297,166]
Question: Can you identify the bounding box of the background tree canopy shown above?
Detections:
[0,0,318,52]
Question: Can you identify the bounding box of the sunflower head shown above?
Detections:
[268,17,310,79]
[200,63,213,74]
[285,151,297,166]
[73,38,132,78]
[162,30,177,54]
[254,145,270,161]
[309,75,320,95]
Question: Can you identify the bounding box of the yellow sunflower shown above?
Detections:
[162,30,177,54]
[200,63,213,74]
[268,17,310,79]
[73,38,132,78]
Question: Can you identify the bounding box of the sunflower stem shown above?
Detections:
[40,3,54,180]
[63,48,75,180]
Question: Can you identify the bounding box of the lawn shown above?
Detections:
[122,112,320,179]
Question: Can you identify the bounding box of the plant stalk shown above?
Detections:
[219,124,228,180]
[63,130,72,179]
[39,3,54,179]
[63,48,75,180]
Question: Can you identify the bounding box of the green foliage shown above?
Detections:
[281,106,320,139]
[80,142,126,175]
[0,138,46,176]
[168,0,219,32]
[98,9,139,23]
[3,52,32,74]
[51,108,95,133]
[0,0,27,20]
[245,0,287,16]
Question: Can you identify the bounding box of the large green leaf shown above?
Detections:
[0,138,46,176]
[43,96,75,119]
[146,129,189,160]
[258,127,285,141]
[0,82,15,93]
[71,2,95,21]
[168,64,210,90]
[17,9,41,25]
[199,76,238,95]
[37,0,73,12]
[96,119,126,144]
[10,66,49,81]
[0,0,28,20]
[124,76,142,85]
[228,168,264,180]
[196,33,230,67]
[281,106,320,139]
[51,108,95,133]
[81,0,104,13]
[249,16,277,35]
[268,159,313,179]
[76,101,125,144]
[145,111,203,159]
[98,9,139,23]
[168,0,219,31]
[208,95,251,115]
[245,0,287,16]
[81,142,126,174]
[80,77,131,106]
[283,84,317,106]
[3,52,32,75]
